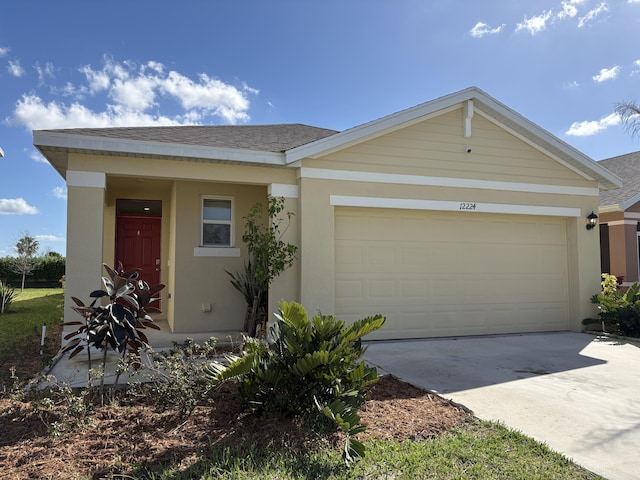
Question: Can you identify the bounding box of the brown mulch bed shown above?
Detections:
[0,374,471,479]
[0,323,472,478]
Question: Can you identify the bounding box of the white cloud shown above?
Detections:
[469,22,506,38]
[34,62,56,84]
[578,2,609,27]
[565,112,621,136]
[35,234,64,242]
[516,10,553,35]
[11,95,181,130]
[78,64,111,94]
[557,0,583,19]
[0,198,39,215]
[632,60,640,75]
[28,148,48,163]
[111,74,158,110]
[593,65,621,82]
[52,186,67,200]
[563,80,580,89]
[0,46,9,57]
[8,60,25,77]
[9,58,255,129]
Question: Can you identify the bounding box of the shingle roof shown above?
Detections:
[599,151,640,207]
[36,124,339,153]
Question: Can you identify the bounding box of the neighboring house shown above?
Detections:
[598,151,640,285]
[34,87,621,340]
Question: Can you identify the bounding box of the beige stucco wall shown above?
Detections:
[170,180,266,332]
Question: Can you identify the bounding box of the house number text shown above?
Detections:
[459,202,477,210]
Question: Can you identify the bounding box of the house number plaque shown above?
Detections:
[459,202,477,210]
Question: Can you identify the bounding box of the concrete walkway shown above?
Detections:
[363,332,640,480]
[45,322,243,388]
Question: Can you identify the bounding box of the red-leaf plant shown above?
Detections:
[60,263,165,395]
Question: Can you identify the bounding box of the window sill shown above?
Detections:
[194,247,241,257]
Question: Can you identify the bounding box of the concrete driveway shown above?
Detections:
[363,332,640,480]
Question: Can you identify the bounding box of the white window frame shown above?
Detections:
[201,196,234,248]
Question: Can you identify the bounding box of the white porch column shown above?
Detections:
[267,184,300,326]
[63,171,106,330]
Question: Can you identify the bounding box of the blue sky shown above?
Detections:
[1,0,639,256]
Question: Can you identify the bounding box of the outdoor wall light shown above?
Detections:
[586,211,598,230]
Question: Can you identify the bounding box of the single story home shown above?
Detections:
[34,87,621,340]
[597,150,640,286]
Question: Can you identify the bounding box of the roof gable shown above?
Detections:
[286,87,621,191]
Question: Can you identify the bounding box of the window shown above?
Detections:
[202,197,233,247]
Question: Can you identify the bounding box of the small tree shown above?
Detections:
[12,234,39,291]
[226,196,297,337]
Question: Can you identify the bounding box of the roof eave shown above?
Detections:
[32,130,288,169]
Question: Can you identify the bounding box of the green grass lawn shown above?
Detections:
[0,287,64,385]
[130,421,600,479]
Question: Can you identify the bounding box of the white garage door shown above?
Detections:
[335,207,570,340]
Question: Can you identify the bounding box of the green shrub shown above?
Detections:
[128,338,222,418]
[0,279,17,314]
[205,300,385,464]
[585,273,640,337]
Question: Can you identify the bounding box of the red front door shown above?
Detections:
[115,216,162,287]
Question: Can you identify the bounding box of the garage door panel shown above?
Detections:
[335,208,570,339]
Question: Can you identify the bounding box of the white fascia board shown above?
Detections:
[622,192,640,211]
[300,167,599,197]
[33,131,287,166]
[285,89,475,163]
[330,195,581,218]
